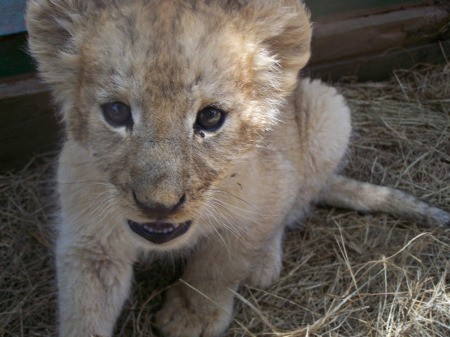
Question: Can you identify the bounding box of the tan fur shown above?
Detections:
[26,1,449,336]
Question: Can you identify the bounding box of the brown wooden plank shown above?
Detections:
[0,92,59,172]
[0,73,48,100]
[305,40,450,81]
[311,6,450,65]
[305,0,428,20]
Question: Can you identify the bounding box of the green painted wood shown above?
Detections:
[0,0,27,36]
[0,33,35,77]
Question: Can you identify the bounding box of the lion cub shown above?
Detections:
[26,0,449,336]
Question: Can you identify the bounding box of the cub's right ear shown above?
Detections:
[26,0,88,87]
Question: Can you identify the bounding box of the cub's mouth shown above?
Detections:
[127,220,192,244]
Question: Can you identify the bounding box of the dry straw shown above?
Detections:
[1,64,449,336]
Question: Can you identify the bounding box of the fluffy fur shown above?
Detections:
[25,1,450,336]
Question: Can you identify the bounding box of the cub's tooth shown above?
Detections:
[140,222,179,234]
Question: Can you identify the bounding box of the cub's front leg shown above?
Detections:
[55,144,139,337]
[56,229,134,337]
[156,228,282,337]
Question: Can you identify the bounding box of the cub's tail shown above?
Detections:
[320,175,450,228]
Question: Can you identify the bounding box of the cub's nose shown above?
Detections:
[132,191,186,217]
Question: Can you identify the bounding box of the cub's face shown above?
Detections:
[27,0,311,248]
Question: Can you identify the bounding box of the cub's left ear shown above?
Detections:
[240,0,312,94]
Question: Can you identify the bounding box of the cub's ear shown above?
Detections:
[26,0,90,87]
[240,0,312,94]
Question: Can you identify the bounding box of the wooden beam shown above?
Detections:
[0,73,47,100]
[310,5,450,65]
[305,0,428,21]
[305,40,450,81]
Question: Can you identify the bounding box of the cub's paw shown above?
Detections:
[155,285,233,337]
[246,243,282,289]
[246,257,282,289]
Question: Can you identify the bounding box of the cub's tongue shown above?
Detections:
[127,220,192,244]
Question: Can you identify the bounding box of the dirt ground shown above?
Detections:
[1,64,449,337]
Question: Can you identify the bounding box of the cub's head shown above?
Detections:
[27,0,311,249]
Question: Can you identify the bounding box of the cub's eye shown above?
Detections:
[101,101,133,128]
[195,106,226,132]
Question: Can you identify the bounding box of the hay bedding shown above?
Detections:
[1,65,449,337]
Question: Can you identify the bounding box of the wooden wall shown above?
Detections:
[304,0,450,80]
[0,0,449,171]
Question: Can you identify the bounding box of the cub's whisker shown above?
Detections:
[209,188,260,212]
